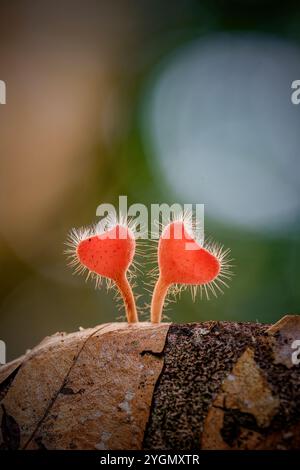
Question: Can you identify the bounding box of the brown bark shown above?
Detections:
[0,316,300,450]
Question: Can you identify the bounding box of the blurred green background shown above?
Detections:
[0,0,299,360]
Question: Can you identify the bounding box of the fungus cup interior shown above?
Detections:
[77,224,135,282]
[159,221,220,286]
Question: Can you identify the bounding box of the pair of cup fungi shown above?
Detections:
[66,217,233,323]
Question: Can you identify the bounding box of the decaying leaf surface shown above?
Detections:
[218,348,279,427]
[144,321,268,449]
[201,348,280,449]
[144,318,300,450]
[26,323,169,450]
[199,316,300,450]
[1,316,300,451]
[267,315,300,368]
[0,325,110,449]
[0,357,25,386]
[0,323,169,450]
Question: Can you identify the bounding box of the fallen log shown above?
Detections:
[0,315,300,450]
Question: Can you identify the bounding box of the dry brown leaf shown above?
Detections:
[0,322,170,450]
[0,325,109,449]
[1,316,300,451]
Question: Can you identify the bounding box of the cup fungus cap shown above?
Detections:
[151,220,233,323]
[77,225,135,282]
[66,222,138,323]
[159,221,220,285]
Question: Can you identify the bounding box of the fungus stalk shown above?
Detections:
[115,273,138,323]
[151,276,169,324]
